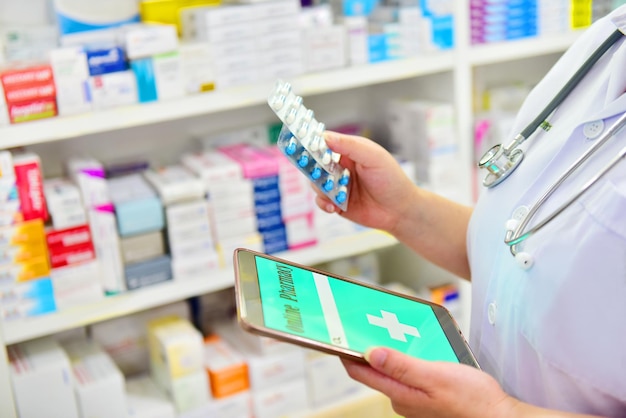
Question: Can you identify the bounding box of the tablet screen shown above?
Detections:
[255,255,460,363]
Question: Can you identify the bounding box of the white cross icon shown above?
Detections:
[366,310,421,342]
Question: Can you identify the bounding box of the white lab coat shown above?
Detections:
[467,5,626,415]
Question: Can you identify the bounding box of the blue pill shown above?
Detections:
[339,175,349,186]
[285,141,297,155]
[298,154,309,167]
[311,166,322,179]
[323,179,334,192]
[335,191,347,204]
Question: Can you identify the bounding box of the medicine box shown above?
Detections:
[108,174,164,236]
[203,334,249,398]
[251,377,309,418]
[13,153,48,222]
[88,70,139,110]
[162,369,210,413]
[148,316,205,381]
[121,23,179,60]
[91,301,191,377]
[181,150,243,183]
[51,260,104,311]
[144,165,205,205]
[120,230,165,264]
[62,338,127,418]
[86,46,128,76]
[172,252,220,280]
[8,337,80,418]
[66,157,110,208]
[132,52,184,103]
[44,178,87,229]
[305,350,362,407]
[87,206,126,295]
[126,375,177,418]
[49,47,92,116]
[179,41,215,93]
[165,199,212,231]
[125,254,173,290]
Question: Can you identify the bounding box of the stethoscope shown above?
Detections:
[477,28,626,268]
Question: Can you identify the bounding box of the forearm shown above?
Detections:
[388,186,473,280]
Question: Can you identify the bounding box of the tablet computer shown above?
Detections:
[233,248,479,368]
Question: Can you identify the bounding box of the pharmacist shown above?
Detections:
[315,5,626,417]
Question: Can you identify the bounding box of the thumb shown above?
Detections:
[365,347,444,390]
[324,131,387,168]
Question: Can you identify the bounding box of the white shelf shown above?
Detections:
[468,31,584,66]
[0,52,454,149]
[1,229,397,346]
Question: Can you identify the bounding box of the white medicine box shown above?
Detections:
[8,337,80,418]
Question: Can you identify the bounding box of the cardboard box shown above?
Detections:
[8,337,80,418]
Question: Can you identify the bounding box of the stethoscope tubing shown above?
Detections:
[518,29,624,143]
[506,111,626,255]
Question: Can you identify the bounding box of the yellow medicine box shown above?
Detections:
[148,316,205,381]
[0,219,46,247]
[0,255,51,282]
[140,0,221,35]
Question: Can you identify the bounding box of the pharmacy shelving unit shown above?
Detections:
[0,2,584,416]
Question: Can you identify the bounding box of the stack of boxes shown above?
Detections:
[148,316,210,414]
[215,320,310,418]
[144,165,220,280]
[386,98,463,202]
[45,224,103,311]
[126,24,184,104]
[126,375,177,418]
[107,174,170,291]
[470,0,538,45]
[8,337,80,418]
[182,150,262,268]
[85,42,137,110]
[0,152,55,321]
[201,334,253,416]
[264,146,317,250]
[300,4,348,72]
[537,0,570,35]
[218,144,288,255]
[180,0,303,89]
[48,47,92,116]
[67,157,126,295]
[61,338,128,418]
[0,65,57,124]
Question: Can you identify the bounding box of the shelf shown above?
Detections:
[1,229,398,345]
[468,31,584,66]
[0,52,454,149]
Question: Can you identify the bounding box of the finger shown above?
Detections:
[365,347,445,391]
[323,131,386,169]
[315,194,337,214]
[342,357,426,404]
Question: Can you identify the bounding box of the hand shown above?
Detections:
[317,131,418,234]
[342,347,518,418]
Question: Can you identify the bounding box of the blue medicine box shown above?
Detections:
[125,255,172,290]
[86,46,128,76]
[115,196,164,237]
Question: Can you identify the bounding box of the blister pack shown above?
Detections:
[268,80,351,211]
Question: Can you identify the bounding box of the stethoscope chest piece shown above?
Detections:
[479,144,525,188]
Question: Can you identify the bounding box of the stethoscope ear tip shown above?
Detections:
[515,252,534,270]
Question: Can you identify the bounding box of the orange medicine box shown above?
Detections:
[0,255,51,282]
[0,219,46,247]
[204,335,249,398]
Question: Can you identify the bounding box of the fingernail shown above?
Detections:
[324,132,337,144]
[325,203,335,213]
[364,347,387,367]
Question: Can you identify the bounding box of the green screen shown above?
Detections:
[255,256,459,363]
